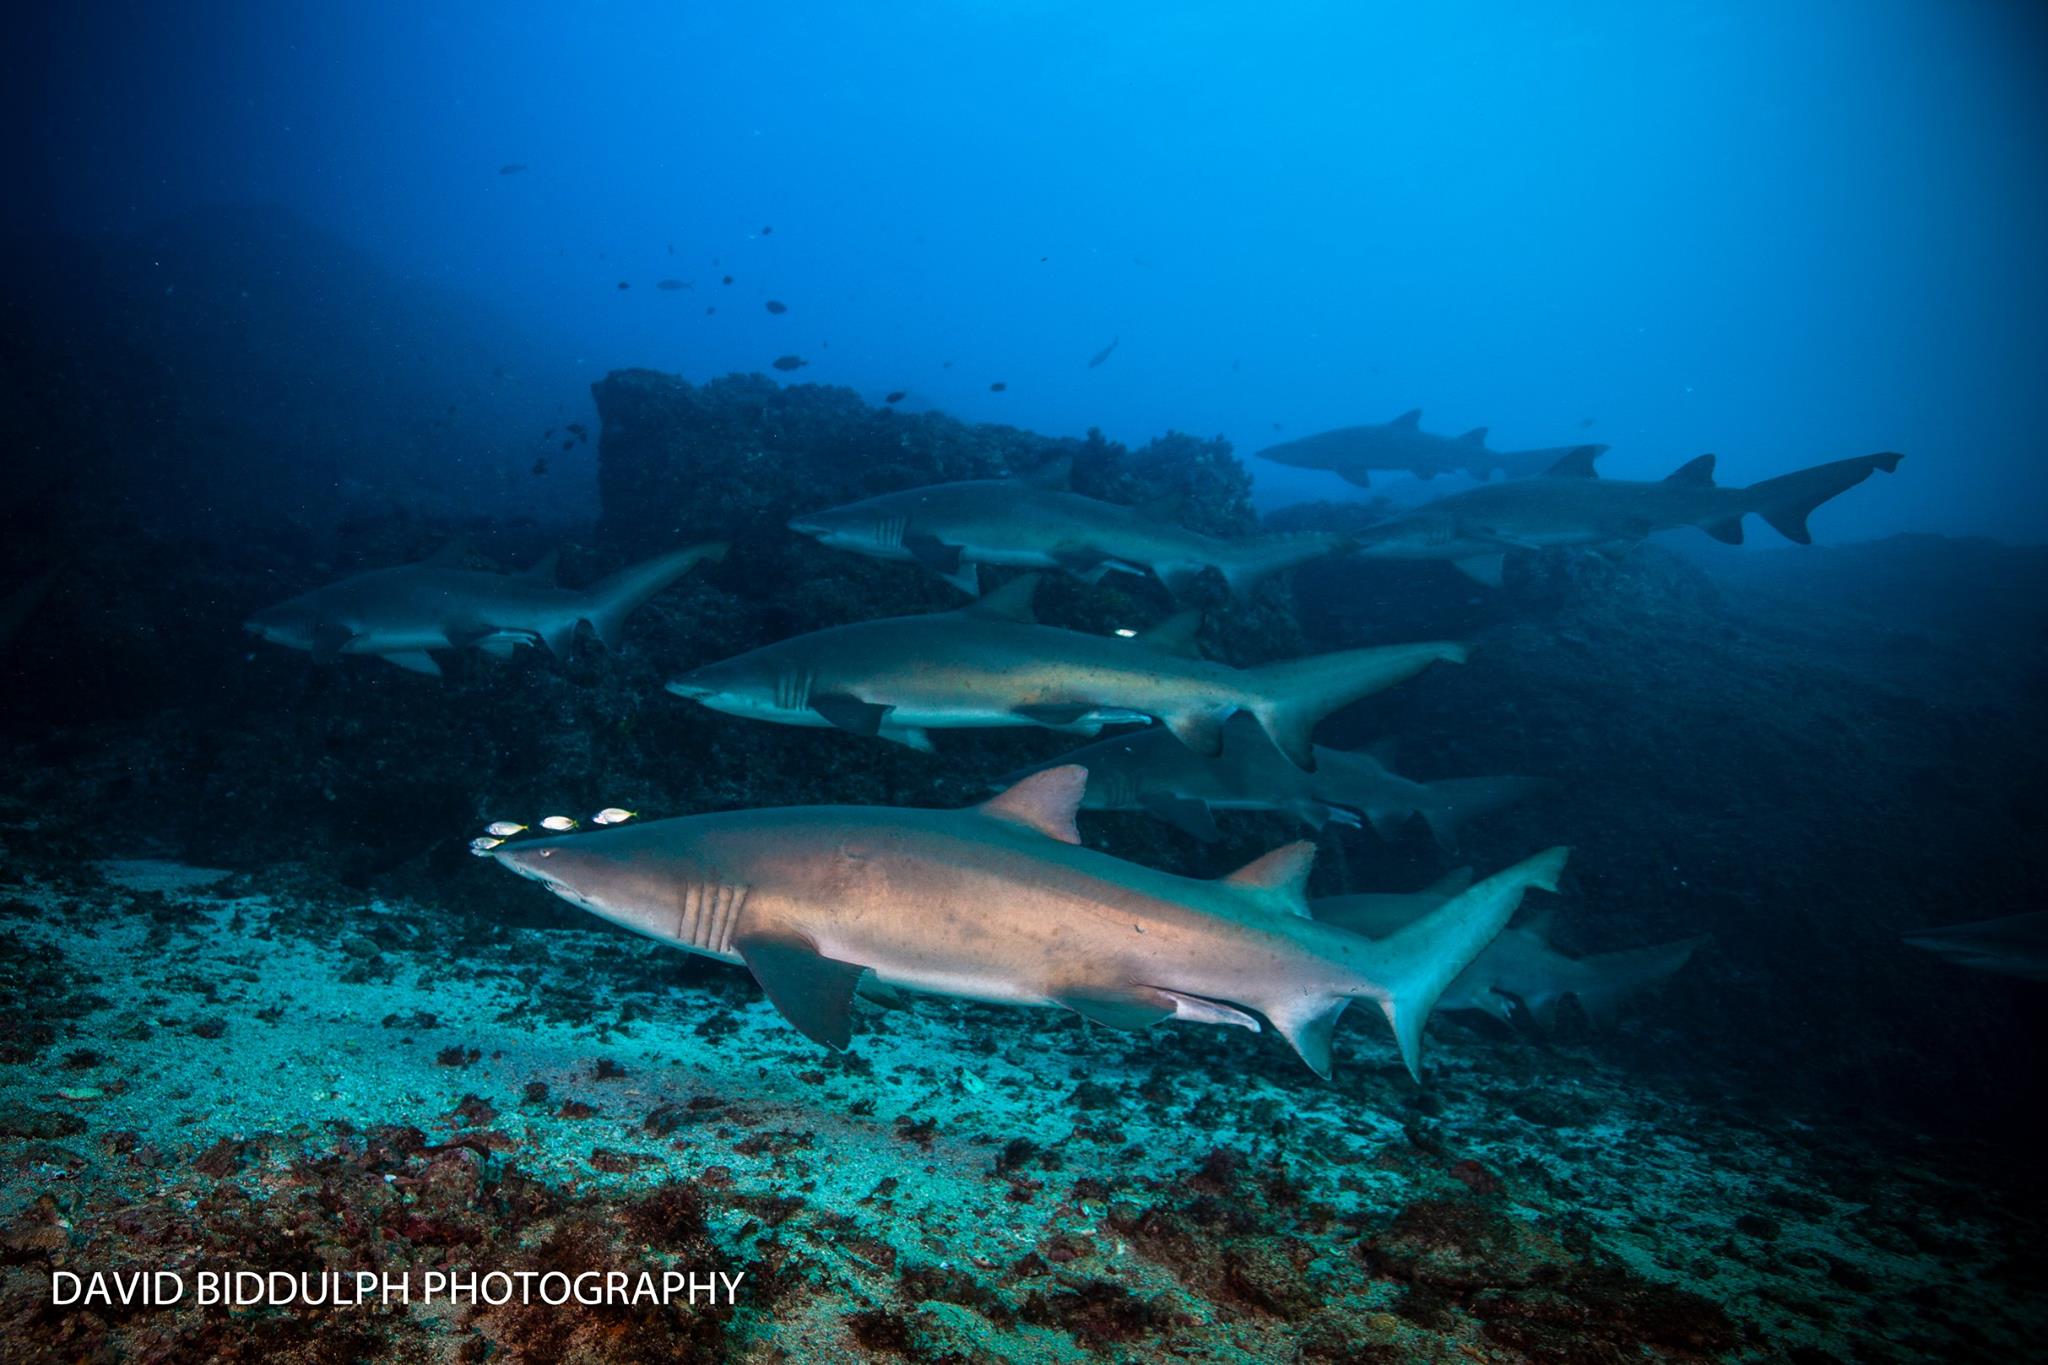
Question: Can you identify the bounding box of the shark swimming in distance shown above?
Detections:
[1258,409,1609,488]
[667,573,1465,766]
[1349,449,1904,585]
[1902,911,2048,982]
[246,541,727,675]
[787,457,1348,597]
[483,766,1570,1078]
[1315,872,1708,1027]
[1000,711,1541,845]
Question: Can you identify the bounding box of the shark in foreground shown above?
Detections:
[246,541,727,675]
[1351,449,1903,585]
[667,573,1466,766]
[485,766,1570,1077]
[1001,711,1541,845]
[1902,912,2048,982]
[1315,872,1708,1027]
[787,459,1348,597]
[1258,409,1609,488]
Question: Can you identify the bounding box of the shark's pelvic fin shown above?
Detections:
[903,533,963,575]
[381,651,442,676]
[1142,793,1221,842]
[733,928,866,1049]
[976,765,1085,844]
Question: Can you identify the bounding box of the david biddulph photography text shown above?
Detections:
[50,1268,746,1309]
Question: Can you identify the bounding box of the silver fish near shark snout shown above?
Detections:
[487,766,1571,1079]
[247,540,727,675]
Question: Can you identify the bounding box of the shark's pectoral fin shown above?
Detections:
[1053,984,1177,1031]
[879,724,935,753]
[733,929,865,1050]
[1140,793,1220,842]
[381,651,443,677]
[1338,468,1374,489]
[312,622,359,658]
[1702,517,1744,545]
[812,692,892,737]
[903,533,964,575]
[940,564,982,596]
[1450,555,1505,587]
[1163,705,1232,755]
[537,621,580,655]
[1155,991,1262,1031]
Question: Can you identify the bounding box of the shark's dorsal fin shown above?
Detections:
[1220,842,1316,917]
[1664,453,1716,486]
[975,765,1084,844]
[967,573,1039,623]
[1423,866,1475,898]
[1133,491,1185,523]
[1543,446,1602,479]
[1390,409,1422,429]
[1134,610,1203,657]
[423,537,472,567]
[1014,455,1072,490]
[519,549,561,583]
[1457,427,1489,445]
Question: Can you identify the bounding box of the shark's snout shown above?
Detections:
[666,675,716,699]
[787,515,825,537]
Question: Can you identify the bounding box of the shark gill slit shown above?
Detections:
[675,880,749,955]
[775,666,814,712]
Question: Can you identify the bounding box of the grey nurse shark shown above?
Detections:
[1002,711,1541,846]
[1258,409,1609,488]
[787,457,1348,597]
[1902,911,2048,982]
[1316,871,1707,1028]
[246,541,726,675]
[484,765,1570,1078]
[667,572,1465,765]
[1352,449,1903,585]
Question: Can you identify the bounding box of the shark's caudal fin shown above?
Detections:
[1201,533,1352,598]
[1367,848,1568,1080]
[1237,642,1468,769]
[1535,934,1710,1028]
[1414,775,1548,850]
[579,542,727,649]
[1743,453,1902,544]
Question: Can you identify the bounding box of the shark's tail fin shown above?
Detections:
[1413,776,1548,850]
[1236,642,1467,769]
[1363,848,1569,1080]
[1538,934,1709,1028]
[579,542,727,649]
[1743,453,1902,544]
[1200,533,1352,598]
